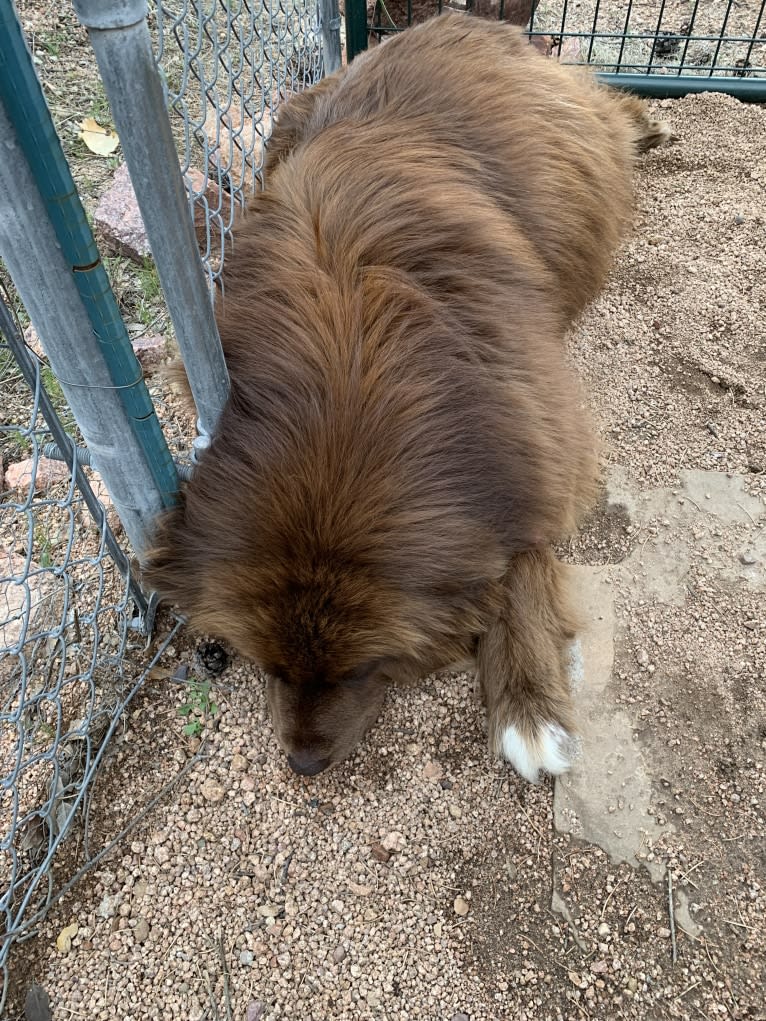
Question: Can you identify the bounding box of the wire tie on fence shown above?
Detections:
[49,369,146,391]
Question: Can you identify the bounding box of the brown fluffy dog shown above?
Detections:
[145,15,671,779]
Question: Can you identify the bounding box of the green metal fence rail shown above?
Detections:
[345,0,766,100]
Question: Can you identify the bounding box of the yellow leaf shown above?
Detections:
[56,922,78,954]
[79,117,119,156]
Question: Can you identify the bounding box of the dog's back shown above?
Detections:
[266,15,647,325]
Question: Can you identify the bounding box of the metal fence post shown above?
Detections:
[72,0,230,452]
[0,103,174,556]
[0,8,179,556]
[320,0,343,74]
[345,0,369,60]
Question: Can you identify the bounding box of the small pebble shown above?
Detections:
[239,950,254,966]
[597,921,610,937]
[370,842,391,863]
[133,918,150,943]
[453,896,470,917]
[332,946,347,964]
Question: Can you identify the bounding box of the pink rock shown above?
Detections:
[94,163,151,263]
[0,549,56,648]
[186,169,236,267]
[131,333,167,371]
[79,470,123,537]
[528,33,553,56]
[88,471,113,509]
[5,457,69,492]
[23,323,45,359]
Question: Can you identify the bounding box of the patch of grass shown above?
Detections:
[88,79,112,126]
[178,677,218,737]
[0,428,33,463]
[37,29,69,58]
[135,259,164,328]
[34,523,54,569]
[40,364,65,408]
[137,259,162,304]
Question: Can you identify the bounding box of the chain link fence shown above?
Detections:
[153,0,325,289]
[1,1,330,1007]
[0,292,165,1007]
[351,0,766,95]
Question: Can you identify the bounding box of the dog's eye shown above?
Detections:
[343,658,390,686]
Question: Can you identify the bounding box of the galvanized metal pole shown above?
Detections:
[320,0,343,75]
[0,101,174,556]
[72,0,230,452]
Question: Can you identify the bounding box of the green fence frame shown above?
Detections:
[344,0,766,101]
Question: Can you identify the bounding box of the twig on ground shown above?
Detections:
[600,878,622,919]
[218,930,233,1021]
[667,867,678,964]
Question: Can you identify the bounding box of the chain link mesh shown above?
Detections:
[0,299,136,1002]
[152,0,324,288]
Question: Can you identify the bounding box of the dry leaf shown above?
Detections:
[55,922,78,954]
[79,117,119,156]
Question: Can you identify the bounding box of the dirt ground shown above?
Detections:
[4,3,766,1020]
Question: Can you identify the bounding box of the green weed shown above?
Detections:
[178,677,218,737]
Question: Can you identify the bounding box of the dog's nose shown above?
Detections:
[287,751,330,776]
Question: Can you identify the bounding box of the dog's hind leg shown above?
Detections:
[477,548,580,783]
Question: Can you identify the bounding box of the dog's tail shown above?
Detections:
[615,92,679,153]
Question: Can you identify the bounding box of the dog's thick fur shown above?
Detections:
[145,15,671,779]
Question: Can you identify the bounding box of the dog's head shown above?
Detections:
[143,380,516,776]
[145,495,493,773]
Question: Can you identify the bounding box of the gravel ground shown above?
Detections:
[6,88,764,1021]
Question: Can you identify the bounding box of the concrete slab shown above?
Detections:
[553,469,764,935]
[554,566,669,884]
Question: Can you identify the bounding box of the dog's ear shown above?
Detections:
[141,500,205,615]
[264,71,344,175]
[140,501,256,646]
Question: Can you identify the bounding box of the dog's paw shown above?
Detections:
[636,117,678,153]
[500,720,577,784]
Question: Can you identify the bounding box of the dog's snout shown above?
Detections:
[287,751,330,776]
